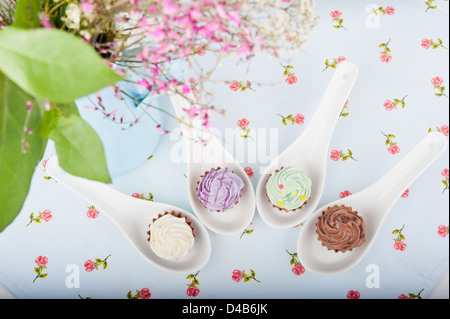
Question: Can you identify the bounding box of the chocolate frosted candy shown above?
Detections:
[315,205,366,253]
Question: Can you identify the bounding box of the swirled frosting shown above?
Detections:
[148,214,195,260]
[266,167,312,211]
[197,167,244,212]
[316,205,366,253]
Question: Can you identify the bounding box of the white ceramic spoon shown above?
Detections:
[256,61,359,229]
[45,156,211,274]
[297,132,447,275]
[170,94,255,235]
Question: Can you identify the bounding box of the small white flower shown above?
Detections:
[65,3,80,29]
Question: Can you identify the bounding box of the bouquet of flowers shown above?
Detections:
[0,0,317,231]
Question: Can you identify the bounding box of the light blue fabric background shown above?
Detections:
[0,0,448,299]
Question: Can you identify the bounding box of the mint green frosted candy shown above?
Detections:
[266,167,312,211]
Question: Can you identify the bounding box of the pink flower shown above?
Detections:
[86,207,99,219]
[380,54,392,63]
[431,76,444,87]
[41,210,52,222]
[84,259,95,272]
[388,144,400,155]
[232,269,243,282]
[440,125,449,136]
[347,290,360,299]
[244,167,254,178]
[294,114,305,125]
[421,38,431,49]
[442,168,449,179]
[398,294,409,299]
[330,10,342,19]
[394,241,407,251]
[132,193,141,199]
[35,256,48,267]
[291,264,305,276]
[401,189,409,198]
[81,1,94,12]
[339,190,352,198]
[140,288,151,299]
[42,158,49,169]
[337,56,346,63]
[186,286,200,297]
[383,99,394,111]
[385,6,395,15]
[237,118,250,128]
[330,150,341,161]
[285,75,298,85]
[437,225,449,237]
[230,80,240,91]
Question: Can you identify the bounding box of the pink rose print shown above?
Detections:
[237,118,252,140]
[330,10,347,30]
[84,260,96,272]
[330,149,357,162]
[388,144,400,155]
[372,6,395,16]
[280,63,298,85]
[237,118,250,128]
[381,131,400,155]
[286,250,306,276]
[278,113,305,126]
[392,225,407,251]
[232,269,260,283]
[229,80,255,92]
[127,288,152,299]
[385,6,395,15]
[399,289,424,299]
[294,114,305,125]
[347,290,360,299]
[422,38,447,49]
[186,270,200,297]
[323,56,346,72]
[244,167,254,178]
[84,254,111,272]
[186,286,200,297]
[26,209,53,226]
[437,225,449,237]
[86,205,99,219]
[131,193,154,201]
[41,158,49,169]
[229,80,240,91]
[339,190,352,198]
[383,96,407,111]
[440,125,449,136]
[33,256,48,283]
[231,269,243,282]
[379,39,392,63]
[431,76,448,98]
[340,99,350,117]
[401,189,409,198]
[442,168,449,194]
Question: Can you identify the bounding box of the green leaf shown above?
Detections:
[0,27,122,103]
[40,105,111,183]
[126,291,132,299]
[39,274,48,278]
[13,0,42,29]
[244,277,251,282]
[186,274,194,279]
[392,230,399,234]
[250,269,256,277]
[0,72,47,232]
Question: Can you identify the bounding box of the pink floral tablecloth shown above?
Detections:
[0,0,448,300]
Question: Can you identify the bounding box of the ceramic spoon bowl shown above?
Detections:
[45,157,211,274]
[297,132,447,275]
[170,94,256,236]
[256,61,359,229]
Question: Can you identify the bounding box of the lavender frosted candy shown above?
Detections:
[196,167,244,212]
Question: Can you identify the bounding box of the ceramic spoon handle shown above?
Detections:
[299,61,358,158]
[368,132,447,211]
[45,157,132,226]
